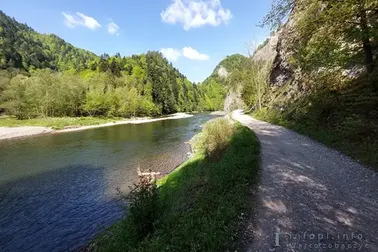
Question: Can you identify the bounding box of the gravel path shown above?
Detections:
[233,110,378,252]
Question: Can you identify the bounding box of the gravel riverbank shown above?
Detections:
[0,113,193,140]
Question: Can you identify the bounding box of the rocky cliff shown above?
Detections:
[252,8,310,109]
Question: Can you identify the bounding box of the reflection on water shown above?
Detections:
[0,113,215,252]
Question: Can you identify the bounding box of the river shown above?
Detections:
[0,113,216,252]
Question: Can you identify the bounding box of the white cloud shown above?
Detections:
[160,47,210,61]
[182,47,209,60]
[160,48,182,61]
[161,0,232,30]
[107,21,120,35]
[62,12,101,30]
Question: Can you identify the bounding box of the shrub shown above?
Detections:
[192,118,235,161]
[124,175,159,246]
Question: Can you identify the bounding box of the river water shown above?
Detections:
[0,113,215,252]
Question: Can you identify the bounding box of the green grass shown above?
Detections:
[91,122,260,252]
[0,117,122,130]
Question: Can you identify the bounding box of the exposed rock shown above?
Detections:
[252,32,280,63]
[217,66,229,78]
[269,37,294,87]
[253,8,299,88]
[224,85,246,112]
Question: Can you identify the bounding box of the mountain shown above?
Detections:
[210,54,248,80]
[188,54,250,113]
[0,10,98,71]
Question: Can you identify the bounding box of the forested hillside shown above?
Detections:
[0,11,97,71]
[200,54,250,111]
[0,11,223,120]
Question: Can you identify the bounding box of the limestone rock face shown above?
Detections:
[224,85,246,112]
[217,66,229,78]
[250,7,306,109]
[253,8,299,88]
[253,32,280,63]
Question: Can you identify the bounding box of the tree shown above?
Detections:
[146,51,177,114]
[260,0,295,30]
[261,0,378,84]
[1,75,32,119]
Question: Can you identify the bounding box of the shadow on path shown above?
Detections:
[234,111,378,252]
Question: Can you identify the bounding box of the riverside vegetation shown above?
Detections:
[0,11,225,126]
[89,118,260,251]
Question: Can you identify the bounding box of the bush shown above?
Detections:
[192,118,235,161]
[124,175,159,246]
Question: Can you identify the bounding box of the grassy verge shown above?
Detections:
[91,118,260,251]
[0,117,122,130]
[253,102,378,169]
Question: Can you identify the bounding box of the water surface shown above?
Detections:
[0,113,215,252]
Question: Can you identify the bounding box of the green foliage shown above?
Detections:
[197,78,226,111]
[240,59,270,110]
[146,51,177,114]
[213,53,270,111]
[211,54,249,82]
[1,74,31,119]
[191,118,235,161]
[252,0,378,169]
[260,0,295,30]
[0,11,97,71]
[0,63,203,119]
[123,176,159,247]
[92,123,260,251]
[193,54,251,112]
[263,0,378,79]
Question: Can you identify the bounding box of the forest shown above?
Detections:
[0,11,225,120]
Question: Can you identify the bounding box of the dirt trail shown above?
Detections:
[233,110,378,252]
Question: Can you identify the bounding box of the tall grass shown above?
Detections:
[191,117,235,161]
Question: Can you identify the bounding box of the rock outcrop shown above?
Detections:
[224,85,246,112]
[253,10,299,88]
[252,32,280,63]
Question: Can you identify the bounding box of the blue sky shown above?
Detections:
[0,0,272,82]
